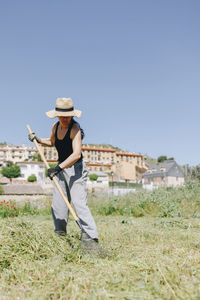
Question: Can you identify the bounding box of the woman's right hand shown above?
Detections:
[28,132,41,143]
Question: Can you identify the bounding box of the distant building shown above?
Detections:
[0,144,37,166]
[16,161,46,183]
[82,146,147,182]
[41,144,148,182]
[143,160,184,187]
[0,143,148,182]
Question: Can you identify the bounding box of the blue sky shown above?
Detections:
[0,0,200,166]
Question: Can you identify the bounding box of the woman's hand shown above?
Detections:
[28,132,41,143]
[47,165,62,180]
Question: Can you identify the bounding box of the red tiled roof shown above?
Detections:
[82,146,115,152]
[82,146,142,157]
[16,161,44,165]
[136,165,147,172]
[116,152,143,158]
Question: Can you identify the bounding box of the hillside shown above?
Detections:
[82,143,122,151]
[143,155,157,166]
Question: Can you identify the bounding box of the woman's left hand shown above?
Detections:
[47,165,62,180]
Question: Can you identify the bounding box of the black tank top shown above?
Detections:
[55,121,82,163]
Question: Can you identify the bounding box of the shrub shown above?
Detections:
[31,153,42,161]
[89,174,98,181]
[22,201,39,215]
[1,164,21,183]
[0,200,19,218]
[28,174,37,182]
[0,199,51,218]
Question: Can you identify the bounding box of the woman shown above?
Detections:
[28,97,98,246]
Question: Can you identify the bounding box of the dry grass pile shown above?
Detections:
[0,214,200,299]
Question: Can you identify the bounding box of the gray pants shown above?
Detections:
[52,160,98,240]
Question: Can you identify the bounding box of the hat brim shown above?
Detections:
[46,109,82,119]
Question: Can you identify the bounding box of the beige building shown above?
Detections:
[0,144,37,166]
[114,152,147,181]
[83,146,147,181]
[42,146,58,161]
[0,143,147,181]
[41,144,147,181]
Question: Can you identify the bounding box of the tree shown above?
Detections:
[31,153,42,161]
[157,156,175,163]
[157,156,167,163]
[28,174,37,182]
[1,164,21,183]
[89,174,98,181]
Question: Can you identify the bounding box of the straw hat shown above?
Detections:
[46,98,82,119]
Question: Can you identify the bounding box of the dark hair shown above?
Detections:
[71,117,85,140]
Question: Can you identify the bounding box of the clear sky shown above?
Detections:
[0,0,200,166]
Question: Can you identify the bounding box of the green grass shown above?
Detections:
[0,199,51,218]
[0,182,200,299]
[90,181,200,218]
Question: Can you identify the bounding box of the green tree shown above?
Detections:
[28,174,37,182]
[157,156,167,163]
[89,174,98,181]
[31,153,42,161]
[1,164,21,183]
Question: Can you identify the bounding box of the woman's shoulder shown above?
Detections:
[51,121,59,133]
[71,122,80,132]
[52,121,59,129]
[70,121,81,139]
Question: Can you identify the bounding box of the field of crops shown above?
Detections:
[0,182,200,299]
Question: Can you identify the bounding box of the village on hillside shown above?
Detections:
[0,142,196,197]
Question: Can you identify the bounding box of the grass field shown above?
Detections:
[0,183,200,299]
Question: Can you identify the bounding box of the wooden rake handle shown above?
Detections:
[26,125,83,230]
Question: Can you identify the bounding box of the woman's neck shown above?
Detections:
[60,124,68,129]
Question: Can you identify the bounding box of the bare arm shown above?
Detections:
[59,124,82,169]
